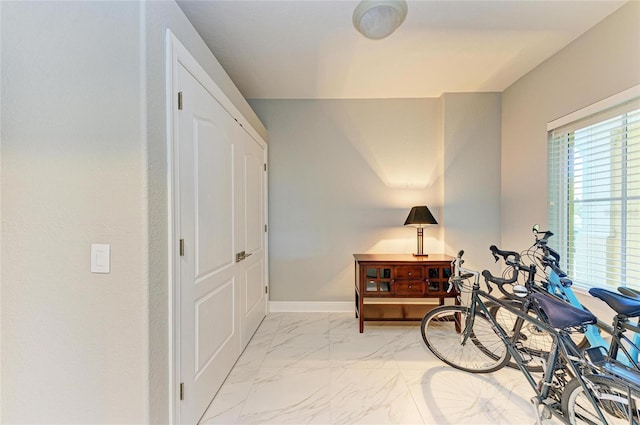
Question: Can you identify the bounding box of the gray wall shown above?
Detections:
[250,99,443,301]
[1,2,147,422]
[501,1,640,252]
[2,0,637,422]
[250,95,502,302]
[442,93,502,271]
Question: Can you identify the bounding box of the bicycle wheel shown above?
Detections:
[421,305,510,373]
[489,300,554,373]
[562,374,640,424]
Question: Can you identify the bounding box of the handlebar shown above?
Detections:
[489,245,520,265]
[448,250,480,293]
[531,226,568,277]
[482,269,518,285]
[542,257,566,277]
[533,226,554,245]
[544,247,561,263]
[484,245,537,300]
[450,245,537,300]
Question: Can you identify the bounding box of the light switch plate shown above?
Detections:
[91,244,110,274]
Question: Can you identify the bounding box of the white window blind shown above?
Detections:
[548,96,640,290]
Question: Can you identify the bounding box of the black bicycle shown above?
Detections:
[421,250,640,424]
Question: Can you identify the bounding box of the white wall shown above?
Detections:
[501,1,640,252]
[1,2,147,422]
[1,1,266,423]
[250,99,442,302]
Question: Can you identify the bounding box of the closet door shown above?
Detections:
[177,62,241,424]
[237,127,267,348]
[170,31,268,424]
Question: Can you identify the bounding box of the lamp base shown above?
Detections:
[414,228,428,257]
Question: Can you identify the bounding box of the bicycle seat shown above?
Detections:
[531,293,597,329]
[589,288,640,318]
[618,286,640,299]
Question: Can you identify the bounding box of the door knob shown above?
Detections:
[236,251,252,262]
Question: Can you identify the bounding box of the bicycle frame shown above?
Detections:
[531,228,640,367]
[598,310,640,373]
[545,265,612,350]
[453,255,613,424]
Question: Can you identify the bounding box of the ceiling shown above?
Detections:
[177,0,627,99]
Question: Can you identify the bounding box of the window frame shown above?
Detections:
[546,85,640,290]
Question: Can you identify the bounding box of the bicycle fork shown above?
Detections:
[459,301,478,345]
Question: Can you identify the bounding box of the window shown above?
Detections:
[547,93,640,290]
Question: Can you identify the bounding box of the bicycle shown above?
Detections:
[588,288,640,372]
[522,226,640,367]
[487,226,615,371]
[563,287,640,423]
[484,244,557,372]
[527,226,608,351]
[421,250,640,424]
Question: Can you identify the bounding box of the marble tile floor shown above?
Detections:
[199,312,559,425]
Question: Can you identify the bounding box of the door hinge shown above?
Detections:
[178,91,183,110]
[265,286,268,294]
[265,224,268,233]
[264,163,267,171]
[179,239,185,257]
[180,382,184,401]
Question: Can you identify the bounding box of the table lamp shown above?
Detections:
[404,206,437,256]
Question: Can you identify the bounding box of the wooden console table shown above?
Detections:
[353,253,456,333]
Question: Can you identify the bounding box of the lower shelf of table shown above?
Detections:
[355,297,460,332]
[359,302,440,321]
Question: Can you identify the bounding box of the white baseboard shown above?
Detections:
[268,301,353,313]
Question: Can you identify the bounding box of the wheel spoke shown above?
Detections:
[421,305,510,373]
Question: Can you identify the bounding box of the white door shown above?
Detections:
[238,128,267,348]
[177,62,241,424]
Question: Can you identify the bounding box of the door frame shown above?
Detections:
[165,30,268,424]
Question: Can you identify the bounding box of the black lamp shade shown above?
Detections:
[404,206,438,226]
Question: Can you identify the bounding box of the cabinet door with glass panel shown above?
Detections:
[363,266,393,296]
[425,264,453,295]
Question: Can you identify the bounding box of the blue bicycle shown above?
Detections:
[526,225,604,350]
[491,225,640,370]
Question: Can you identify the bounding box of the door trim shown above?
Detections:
[166,30,268,424]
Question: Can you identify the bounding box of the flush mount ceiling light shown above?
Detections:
[353,0,408,40]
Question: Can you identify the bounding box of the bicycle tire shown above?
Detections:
[489,300,555,373]
[490,299,592,370]
[421,305,511,373]
[562,374,640,424]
